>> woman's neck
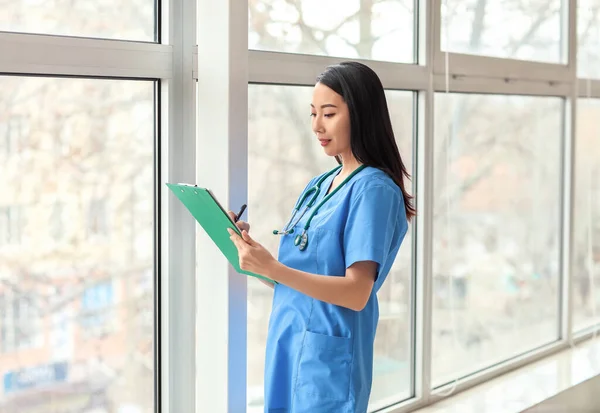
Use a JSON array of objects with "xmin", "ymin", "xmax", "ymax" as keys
[{"xmin": 339, "ymin": 154, "xmax": 362, "ymax": 177}]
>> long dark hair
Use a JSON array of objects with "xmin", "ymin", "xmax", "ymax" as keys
[{"xmin": 316, "ymin": 61, "xmax": 416, "ymax": 221}]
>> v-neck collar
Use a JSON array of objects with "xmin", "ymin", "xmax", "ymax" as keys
[{"xmin": 323, "ymin": 167, "xmax": 342, "ymax": 198}]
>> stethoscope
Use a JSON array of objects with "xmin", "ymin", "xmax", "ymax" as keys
[{"xmin": 273, "ymin": 164, "xmax": 367, "ymax": 251}]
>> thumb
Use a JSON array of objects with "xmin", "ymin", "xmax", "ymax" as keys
[{"xmin": 241, "ymin": 230, "xmax": 255, "ymax": 245}]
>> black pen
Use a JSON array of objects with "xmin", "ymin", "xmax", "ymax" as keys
[{"xmin": 234, "ymin": 204, "xmax": 247, "ymax": 223}]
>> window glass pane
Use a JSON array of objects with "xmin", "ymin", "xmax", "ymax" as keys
[
  {"xmin": 577, "ymin": 0, "xmax": 600, "ymax": 78},
  {"xmin": 441, "ymin": 0, "xmax": 563, "ymax": 63},
  {"xmin": 573, "ymin": 98, "xmax": 600, "ymax": 332},
  {"xmin": 432, "ymin": 93, "xmax": 562, "ymax": 386},
  {"xmin": 249, "ymin": 0, "xmax": 415, "ymax": 63},
  {"xmin": 1, "ymin": 0, "xmax": 155, "ymax": 41},
  {"xmin": 0, "ymin": 76, "xmax": 155, "ymax": 413},
  {"xmin": 247, "ymin": 84, "xmax": 414, "ymax": 411}
]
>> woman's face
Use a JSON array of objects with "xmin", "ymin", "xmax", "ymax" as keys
[{"xmin": 311, "ymin": 82, "xmax": 352, "ymax": 159}]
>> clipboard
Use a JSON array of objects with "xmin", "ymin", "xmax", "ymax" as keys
[{"xmin": 166, "ymin": 183, "xmax": 275, "ymax": 284}]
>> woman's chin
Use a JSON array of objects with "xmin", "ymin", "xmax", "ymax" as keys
[{"xmin": 322, "ymin": 146, "xmax": 338, "ymax": 157}]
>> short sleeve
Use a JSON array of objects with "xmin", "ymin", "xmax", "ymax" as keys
[{"xmin": 343, "ymin": 185, "xmax": 402, "ymax": 282}]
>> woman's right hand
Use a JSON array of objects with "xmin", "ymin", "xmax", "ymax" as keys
[
  {"xmin": 227, "ymin": 212, "xmax": 272, "ymax": 289},
  {"xmin": 227, "ymin": 211, "xmax": 250, "ymax": 233}
]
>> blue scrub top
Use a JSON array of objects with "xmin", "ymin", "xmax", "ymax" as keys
[{"xmin": 264, "ymin": 166, "xmax": 408, "ymax": 413}]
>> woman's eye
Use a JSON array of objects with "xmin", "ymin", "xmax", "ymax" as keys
[
  {"xmin": 310, "ymin": 113, "xmax": 316, "ymax": 117},
  {"xmin": 324, "ymin": 113, "xmax": 335, "ymax": 118}
]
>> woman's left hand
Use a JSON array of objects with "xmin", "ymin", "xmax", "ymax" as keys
[{"xmin": 227, "ymin": 228, "xmax": 278, "ymax": 277}]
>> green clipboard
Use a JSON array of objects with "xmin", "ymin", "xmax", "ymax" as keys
[{"xmin": 166, "ymin": 183, "xmax": 275, "ymax": 284}]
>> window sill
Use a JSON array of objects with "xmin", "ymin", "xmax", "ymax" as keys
[{"xmin": 413, "ymin": 336, "xmax": 600, "ymax": 413}]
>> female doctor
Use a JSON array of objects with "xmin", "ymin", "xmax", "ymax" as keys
[{"xmin": 228, "ymin": 61, "xmax": 416, "ymax": 413}]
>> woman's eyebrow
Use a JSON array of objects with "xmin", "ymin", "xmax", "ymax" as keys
[{"xmin": 310, "ymin": 103, "xmax": 338, "ymax": 108}]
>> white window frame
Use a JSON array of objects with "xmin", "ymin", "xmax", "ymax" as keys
[{"xmin": 195, "ymin": 1, "xmax": 248, "ymax": 411}]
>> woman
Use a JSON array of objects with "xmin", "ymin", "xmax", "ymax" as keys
[{"xmin": 228, "ymin": 61, "xmax": 415, "ymax": 413}]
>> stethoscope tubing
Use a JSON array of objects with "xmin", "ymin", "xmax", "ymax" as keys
[{"xmin": 273, "ymin": 165, "xmax": 367, "ymax": 250}]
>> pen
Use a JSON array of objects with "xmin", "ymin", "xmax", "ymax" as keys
[{"xmin": 234, "ymin": 204, "xmax": 247, "ymax": 223}]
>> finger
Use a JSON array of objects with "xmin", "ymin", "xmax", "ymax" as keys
[
  {"xmin": 227, "ymin": 228, "xmax": 243, "ymax": 247},
  {"xmin": 227, "ymin": 211, "xmax": 237, "ymax": 222},
  {"xmin": 241, "ymin": 230, "xmax": 255, "ymax": 245}
]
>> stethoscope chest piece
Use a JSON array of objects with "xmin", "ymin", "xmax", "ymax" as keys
[{"xmin": 294, "ymin": 232, "xmax": 309, "ymax": 251}]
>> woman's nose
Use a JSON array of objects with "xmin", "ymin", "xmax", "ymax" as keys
[{"xmin": 312, "ymin": 116, "xmax": 324, "ymax": 133}]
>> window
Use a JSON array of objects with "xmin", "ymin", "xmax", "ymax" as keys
[
  {"xmin": 249, "ymin": 0, "xmax": 415, "ymax": 63},
  {"xmin": 0, "ymin": 0, "xmax": 156, "ymax": 41},
  {"xmin": 0, "ymin": 293, "xmax": 42, "ymax": 353},
  {"xmin": 573, "ymin": 98, "xmax": 600, "ymax": 332},
  {"xmin": 441, "ymin": 0, "xmax": 564, "ymax": 63},
  {"xmin": 247, "ymin": 84, "xmax": 414, "ymax": 410},
  {"xmin": 0, "ymin": 206, "xmax": 22, "ymax": 245},
  {"xmin": 50, "ymin": 202, "xmax": 64, "ymax": 241},
  {"xmin": 5, "ymin": 0, "xmax": 598, "ymax": 410},
  {"xmin": 80, "ymin": 280, "xmax": 115, "ymax": 337},
  {"xmin": 0, "ymin": 115, "xmax": 29, "ymax": 156},
  {"xmin": 0, "ymin": 76, "xmax": 155, "ymax": 412},
  {"xmin": 432, "ymin": 93, "xmax": 563, "ymax": 386},
  {"xmin": 87, "ymin": 199, "xmax": 108, "ymax": 238},
  {"xmin": 577, "ymin": 0, "xmax": 600, "ymax": 78}
]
